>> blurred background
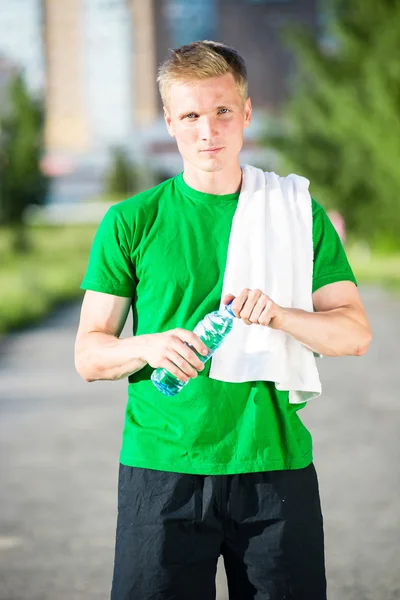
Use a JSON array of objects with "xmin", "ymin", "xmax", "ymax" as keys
[{"xmin": 0, "ymin": 1, "xmax": 399, "ymax": 599}]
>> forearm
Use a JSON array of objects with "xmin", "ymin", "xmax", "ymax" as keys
[
  {"xmin": 279, "ymin": 306, "xmax": 372, "ymax": 357},
  {"xmin": 75, "ymin": 332, "xmax": 150, "ymax": 382}
]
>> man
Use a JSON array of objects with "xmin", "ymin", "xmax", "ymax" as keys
[{"xmin": 75, "ymin": 41, "xmax": 372, "ymax": 600}]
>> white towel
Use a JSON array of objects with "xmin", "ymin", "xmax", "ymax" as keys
[{"xmin": 209, "ymin": 165, "xmax": 322, "ymax": 404}]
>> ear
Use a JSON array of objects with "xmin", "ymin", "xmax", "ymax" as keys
[
  {"xmin": 163, "ymin": 107, "xmax": 175, "ymax": 138},
  {"xmin": 243, "ymin": 97, "xmax": 252, "ymax": 129}
]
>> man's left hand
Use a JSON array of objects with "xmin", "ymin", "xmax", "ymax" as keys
[{"xmin": 223, "ymin": 289, "xmax": 285, "ymax": 329}]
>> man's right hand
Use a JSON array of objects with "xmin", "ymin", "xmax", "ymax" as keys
[
  {"xmin": 75, "ymin": 291, "xmax": 211, "ymax": 383},
  {"xmin": 141, "ymin": 329, "xmax": 210, "ymax": 382}
]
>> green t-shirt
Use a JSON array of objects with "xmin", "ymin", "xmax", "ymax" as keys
[{"xmin": 81, "ymin": 172, "xmax": 357, "ymax": 475}]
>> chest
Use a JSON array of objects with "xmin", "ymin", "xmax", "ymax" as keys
[{"xmin": 134, "ymin": 205, "xmax": 236, "ymax": 294}]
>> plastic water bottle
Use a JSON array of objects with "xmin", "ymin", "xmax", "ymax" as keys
[{"xmin": 151, "ymin": 302, "xmax": 235, "ymax": 396}]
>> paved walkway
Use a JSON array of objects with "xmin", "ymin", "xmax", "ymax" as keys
[{"xmin": 0, "ymin": 286, "xmax": 399, "ymax": 600}]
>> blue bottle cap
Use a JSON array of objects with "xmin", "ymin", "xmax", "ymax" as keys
[{"xmin": 225, "ymin": 301, "xmax": 235, "ymax": 317}]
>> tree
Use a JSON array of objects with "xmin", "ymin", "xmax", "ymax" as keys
[
  {"xmin": 0, "ymin": 73, "xmax": 48, "ymax": 249},
  {"xmin": 106, "ymin": 147, "xmax": 142, "ymax": 198},
  {"xmin": 264, "ymin": 0, "xmax": 400, "ymax": 248},
  {"xmin": 105, "ymin": 147, "xmax": 166, "ymax": 200}
]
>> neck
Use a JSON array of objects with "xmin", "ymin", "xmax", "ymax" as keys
[{"xmin": 182, "ymin": 163, "xmax": 242, "ymax": 195}]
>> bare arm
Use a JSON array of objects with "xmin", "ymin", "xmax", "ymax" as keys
[
  {"xmin": 74, "ymin": 290, "xmax": 210, "ymax": 383},
  {"xmin": 279, "ymin": 281, "xmax": 372, "ymax": 357},
  {"xmin": 223, "ymin": 281, "xmax": 372, "ymax": 358},
  {"xmin": 74, "ymin": 291, "xmax": 143, "ymax": 382}
]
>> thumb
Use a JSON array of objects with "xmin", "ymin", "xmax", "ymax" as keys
[{"xmin": 222, "ymin": 293, "xmax": 236, "ymax": 306}]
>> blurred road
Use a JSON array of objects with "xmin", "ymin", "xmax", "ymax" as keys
[{"xmin": 0, "ymin": 286, "xmax": 399, "ymax": 600}]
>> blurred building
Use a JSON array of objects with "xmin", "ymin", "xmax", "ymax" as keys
[
  {"xmin": 219, "ymin": 0, "xmax": 318, "ymax": 109},
  {"xmin": 43, "ymin": 0, "xmax": 319, "ymax": 145},
  {"xmin": 44, "ymin": 0, "xmax": 90, "ymax": 155},
  {"xmin": 0, "ymin": 0, "xmax": 321, "ymax": 199},
  {"xmin": 0, "ymin": 0, "xmax": 45, "ymax": 97},
  {"xmin": 44, "ymin": 0, "xmax": 134, "ymax": 154},
  {"xmin": 154, "ymin": 0, "xmax": 318, "ymax": 111}
]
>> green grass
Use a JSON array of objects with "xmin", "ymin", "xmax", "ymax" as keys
[
  {"xmin": 0, "ymin": 224, "xmax": 97, "ymax": 334},
  {"xmin": 346, "ymin": 242, "xmax": 400, "ymax": 295}
]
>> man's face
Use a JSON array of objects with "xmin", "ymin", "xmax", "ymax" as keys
[{"xmin": 164, "ymin": 73, "xmax": 252, "ymax": 174}]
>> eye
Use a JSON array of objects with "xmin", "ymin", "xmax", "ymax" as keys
[
  {"xmin": 184, "ymin": 113, "xmax": 198, "ymax": 120},
  {"xmin": 218, "ymin": 108, "xmax": 230, "ymax": 115}
]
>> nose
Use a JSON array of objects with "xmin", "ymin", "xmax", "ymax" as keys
[{"xmin": 198, "ymin": 116, "xmax": 218, "ymax": 141}]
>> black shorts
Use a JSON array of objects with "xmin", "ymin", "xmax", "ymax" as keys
[{"xmin": 111, "ymin": 463, "xmax": 326, "ymax": 600}]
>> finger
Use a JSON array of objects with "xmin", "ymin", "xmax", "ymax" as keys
[
  {"xmin": 248, "ymin": 294, "xmax": 269, "ymax": 323},
  {"xmin": 230, "ymin": 288, "xmax": 250, "ymax": 317},
  {"xmin": 179, "ymin": 341, "xmax": 206, "ymax": 372},
  {"xmin": 167, "ymin": 351, "xmax": 199, "ymax": 379},
  {"xmin": 222, "ymin": 293, "xmax": 235, "ymax": 306},
  {"xmin": 240, "ymin": 289, "xmax": 264, "ymax": 322},
  {"xmin": 174, "ymin": 329, "xmax": 209, "ymax": 357},
  {"xmin": 162, "ymin": 358, "xmax": 190, "ymax": 382},
  {"xmin": 258, "ymin": 300, "xmax": 274, "ymax": 326}
]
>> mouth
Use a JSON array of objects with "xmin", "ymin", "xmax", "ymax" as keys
[{"xmin": 200, "ymin": 147, "xmax": 224, "ymax": 154}]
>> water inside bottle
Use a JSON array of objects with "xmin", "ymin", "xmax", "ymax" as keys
[
  {"xmin": 193, "ymin": 310, "xmax": 234, "ymax": 353},
  {"xmin": 151, "ymin": 368, "xmax": 187, "ymax": 396},
  {"xmin": 151, "ymin": 305, "xmax": 234, "ymax": 396}
]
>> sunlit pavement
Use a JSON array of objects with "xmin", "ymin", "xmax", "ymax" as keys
[{"xmin": 0, "ymin": 286, "xmax": 399, "ymax": 600}]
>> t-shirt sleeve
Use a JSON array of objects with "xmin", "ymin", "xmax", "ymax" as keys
[
  {"xmin": 80, "ymin": 206, "xmax": 136, "ymax": 298},
  {"xmin": 312, "ymin": 199, "xmax": 357, "ymax": 293}
]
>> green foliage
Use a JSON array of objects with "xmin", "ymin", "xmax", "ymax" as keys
[
  {"xmin": 105, "ymin": 147, "xmax": 170, "ymax": 201},
  {"xmin": 264, "ymin": 0, "xmax": 400, "ymax": 247},
  {"xmin": 346, "ymin": 243, "xmax": 400, "ymax": 295},
  {"xmin": 0, "ymin": 224, "xmax": 97, "ymax": 334},
  {"xmin": 0, "ymin": 74, "xmax": 48, "ymax": 228},
  {"xmin": 106, "ymin": 147, "xmax": 143, "ymax": 198}
]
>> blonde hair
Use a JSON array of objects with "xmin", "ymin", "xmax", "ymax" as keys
[{"xmin": 157, "ymin": 40, "xmax": 248, "ymax": 107}]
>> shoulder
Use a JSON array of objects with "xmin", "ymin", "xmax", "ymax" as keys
[
  {"xmin": 106, "ymin": 176, "xmax": 176, "ymax": 224},
  {"xmin": 262, "ymin": 169, "xmax": 312, "ymax": 202},
  {"xmin": 311, "ymin": 197, "xmax": 324, "ymax": 217},
  {"xmin": 94, "ymin": 177, "xmax": 176, "ymax": 247},
  {"xmin": 259, "ymin": 166, "xmax": 329, "ymax": 222}
]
